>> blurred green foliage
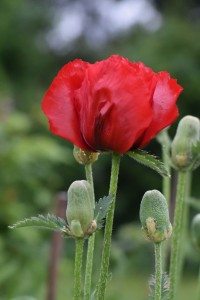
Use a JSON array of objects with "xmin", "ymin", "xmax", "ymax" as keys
[{"xmin": 0, "ymin": 0, "xmax": 200, "ymax": 299}]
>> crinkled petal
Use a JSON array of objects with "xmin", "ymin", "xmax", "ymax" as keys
[
  {"xmin": 41, "ymin": 59, "xmax": 91, "ymax": 150},
  {"xmin": 139, "ymin": 71, "xmax": 183, "ymax": 148}
]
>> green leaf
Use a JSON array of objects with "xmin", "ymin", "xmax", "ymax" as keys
[
  {"xmin": 94, "ymin": 196, "xmax": 112, "ymax": 228},
  {"xmin": 148, "ymin": 273, "xmax": 169, "ymax": 300},
  {"xmin": 128, "ymin": 150, "xmax": 170, "ymax": 178},
  {"xmin": 9, "ymin": 214, "xmax": 67, "ymax": 232}
]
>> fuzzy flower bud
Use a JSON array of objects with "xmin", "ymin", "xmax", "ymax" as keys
[
  {"xmin": 191, "ymin": 214, "xmax": 200, "ymax": 251},
  {"xmin": 73, "ymin": 146, "xmax": 99, "ymax": 165},
  {"xmin": 140, "ymin": 190, "xmax": 172, "ymax": 243},
  {"xmin": 171, "ymin": 116, "xmax": 200, "ymax": 170},
  {"xmin": 66, "ymin": 180, "xmax": 95, "ymax": 238}
]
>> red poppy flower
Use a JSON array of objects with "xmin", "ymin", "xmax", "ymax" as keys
[{"xmin": 42, "ymin": 55, "xmax": 183, "ymax": 154}]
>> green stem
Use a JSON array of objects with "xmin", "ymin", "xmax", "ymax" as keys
[
  {"xmin": 97, "ymin": 153, "xmax": 121, "ymax": 300},
  {"xmin": 169, "ymin": 171, "xmax": 187, "ymax": 300},
  {"xmin": 178, "ymin": 172, "xmax": 192, "ymax": 279},
  {"xmin": 154, "ymin": 243, "xmax": 162, "ymax": 300},
  {"xmin": 85, "ymin": 164, "xmax": 95, "ymax": 204},
  {"xmin": 161, "ymin": 141, "xmax": 171, "ymax": 271},
  {"xmin": 157, "ymin": 129, "xmax": 171, "ymax": 203},
  {"xmin": 197, "ymin": 265, "xmax": 200, "ymax": 300},
  {"xmin": 84, "ymin": 234, "xmax": 95, "ymax": 299},
  {"xmin": 74, "ymin": 238, "xmax": 84, "ymax": 300},
  {"xmin": 162, "ymin": 144, "xmax": 171, "ymax": 202},
  {"xmin": 84, "ymin": 163, "xmax": 95, "ymax": 300}
]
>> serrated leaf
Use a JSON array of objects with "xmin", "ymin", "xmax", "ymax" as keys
[
  {"xmin": 127, "ymin": 150, "xmax": 170, "ymax": 178},
  {"xmin": 94, "ymin": 196, "xmax": 112, "ymax": 228},
  {"xmin": 149, "ymin": 273, "xmax": 169, "ymax": 300},
  {"xmin": 9, "ymin": 214, "xmax": 67, "ymax": 232}
]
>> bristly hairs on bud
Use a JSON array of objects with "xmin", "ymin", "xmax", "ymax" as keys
[
  {"xmin": 140, "ymin": 190, "xmax": 172, "ymax": 243},
  {"xmin": 171, "ymin": 115, "xmax": 200, "ymax": 171}
]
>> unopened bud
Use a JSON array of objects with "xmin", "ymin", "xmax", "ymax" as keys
[
  {"xmin": 66, "ymin": 180, "xmax": 94, "ymax": 237},
  {"xmin": 171, "ymin": 116, "xmax": 200, "ymax": 170},
  {"xmin": 140, "ymin": 190, "xmax": 172, "ymax": 243},
  {"xmin": 191, "ymin": 214, "xmax": 200, "ymax": 251},
  {"xmin": 73, "ymin": 146, "xmax": 99, "ymax": 165}
]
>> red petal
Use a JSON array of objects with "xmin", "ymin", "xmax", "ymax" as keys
[
  {"xmin": 77, "ymin": 55, "xmax": 155, "ymax": 153},
  {"xmin": 139, "ymin": 71, "xmax": 183, "ymax": 148},
  {"xmin": 41, "ymin": 59, "xmax": 91, "ymax": 150}
]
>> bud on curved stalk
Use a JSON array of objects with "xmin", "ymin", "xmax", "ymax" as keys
[
  {"xmin": 171, "ymin": 116, "xmax": 200, "ymax": 170},
  {"xmin": 66, "ymin": 180, "xmax": 96, "ymax": 238},
  {"xmin": 73, "ymin": 146, "xmax": 99, "ymax": 165},
  {"xmin": 140, "ymin": 190, "xmax": 172, "ymax": 243},
  {"xmin": 140, "ymin": 190, "xmax": 171, "ymax": 300},
  {"xmin": 191, "ymin": 214, "xmax": 200, "ymax": 251}
]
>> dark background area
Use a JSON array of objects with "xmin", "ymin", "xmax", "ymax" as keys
[{"xmin": 0, "ymin": 0, "xmax": 200, "ymax": 299}]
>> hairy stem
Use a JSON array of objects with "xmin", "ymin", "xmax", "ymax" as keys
[
  {"xmin": 161, "ymin": 140, "xmax": 171, "ymax": 271},
  {"xmin": 97, "ymin": 153, "xmax": 121, "ymax": 300},
  {"xmin": 154, "ymin": 243, "xmax": 162, "ymax": 300},
  {"xmin": 85, "ymin": 164, "xmax": 95, "ymax": 204},
  {"xmin": 157, "ymin": 129, "xmax": 171, "ymax": 203},
  {"xmin": 84, "ymin": 163, "xmax": 95, "ymax": 300},
  {"xmin": 169, "ymin": 171, "xmax": 187, "ymax": 300},
  {"xmin": 162, "ymin": 143, "xmax": 171, "ymax": 202},
  {"xmin": 178, "ymin": 172, "xmax": 192, "ymax": 280},
  {"xmin": 84, "ymin": 234, "xmax": 95, "ymax": 300},
  {"xmin": 73, "ymin": 238, "xmax": 84, "ymax": 300}
]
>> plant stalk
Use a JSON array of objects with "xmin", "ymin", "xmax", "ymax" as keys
[
  {"xmin": 85, "ymin": 163, "xmax": 95, "ymax": 204},
  {"xmin": 169, "ymin": 171, "xmax": 187, "ymax": 300},
  {"xmin": 161, "ymin": 137, "xmax": 171, "ymax": 271},
  {"xmin": 84, "ymin": 234, "xmax": 95, "ymax": 300},
  {"xmin": 162, "ymin": 143, "xmax": 171, "ymax": 202},
  {"xmin": 97, "ymin": 153, "xmax": 121, "ymax": 300},
  {"xmin": 73, "ymin": 238, "xmax": 84, "ymax": 300},
  {"xmin": 84, "ymin": 163, "xmax": 95, "ymax": 300},
  {"xmin": 178, "ymin": 172, "xmax": 192, "ymax": 280},
  {"xmin": 154, "ymin": 243, "xmax": 162, "ymax": 300},
  {"xmin": 157, "ymin": 129, "xmax": 171, "ymax": 203}
]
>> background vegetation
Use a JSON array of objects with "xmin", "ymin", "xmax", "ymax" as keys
[{"xmin": 0, "ymin": 0, "xmax": 200, "ymax": 299}]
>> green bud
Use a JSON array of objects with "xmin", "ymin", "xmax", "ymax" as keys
[
  {"xmin": 171, "ymin": 116, "xmax": 200, "ymax": 170},
  {"xmin": 73, "ymin": 146, "xmax": 99, "ymax": 165},
  {"xmin": 139, "ymin": 190, "xmax": 172, "ymax": 243},
  {"xmin": 191, "ymin": 214, "xmax": 200, "ymax": 251},
  {"xmin": 66, "ymin": 180, "xmax": 94, "ymax": 237}
]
